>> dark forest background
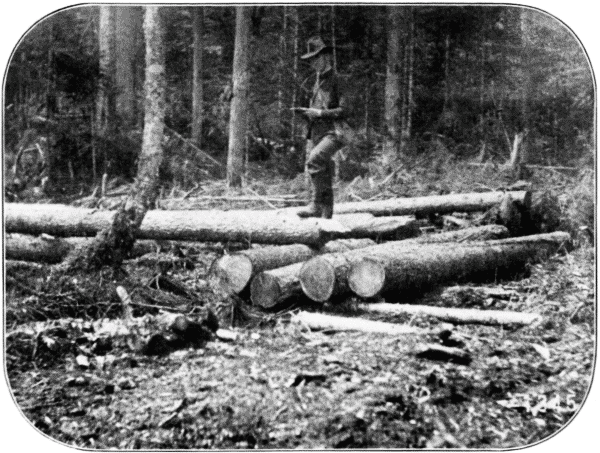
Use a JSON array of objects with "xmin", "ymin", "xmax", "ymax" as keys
[{"xmin": 3, "ymin": 4, "xmax": 594, "ymax": 198}]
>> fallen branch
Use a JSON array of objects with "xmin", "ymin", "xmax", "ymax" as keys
[
  {"xmin": 292, "ymin": 311, "xmax": 421, "ymax": 335},
  {"xmin": 358, "ymin": 303, "xmax": 541, "ymax": 326}
]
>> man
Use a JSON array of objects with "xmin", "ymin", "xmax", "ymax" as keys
[{"xmin": 293, "ymin": 36, "xmax": 349, "ymax": 219}]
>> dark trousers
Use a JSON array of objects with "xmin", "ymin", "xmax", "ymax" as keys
[{"xmin": 305, "ymin": 134, "xmax": 344, "ymax": 204}]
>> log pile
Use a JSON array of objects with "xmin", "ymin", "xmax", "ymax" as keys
[{"xmin": 5, "ymin": 189, "xmax": 566, "ymax": 338}]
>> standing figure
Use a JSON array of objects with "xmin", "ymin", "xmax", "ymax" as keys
[{"xmin": 293, "ymin": 37, "xmax": 350, "ymax": 219}]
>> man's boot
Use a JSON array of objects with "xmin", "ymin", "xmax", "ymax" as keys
[
  {"xmin": 297, "ymin": 177, "xmax": 322, "ymax": 218},
  {"xmin": 320, "ymin": 184, "xmax": 334, "ymax": 219}
]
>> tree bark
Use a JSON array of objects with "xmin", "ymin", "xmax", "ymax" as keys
[
  {"xmin": 191, "ymin": 7, "xmax": 205, "ymax": 147},
  {"xmin": 298, "ymin": 225, "xmax": 511, "ymax": 303},
  {"xmin": 227, "ymin": 6, "xmax": 252, "ymax": 188},
  {"xmin": 292, "ymin": 311, "xmax": 420, "ymax": 335},
  {"xmin": 285, "ymin": 190, "xmax": 531, "ymax": 218},
  {"xmin": 348, "ymin": 232, "xmax": 571, "ymax": 299},
  {"xmin": 358, "ymin": 303, "xmax": 541, "ymax": 327},
  {"xmin": 5, "ymin": 233, "xmax": 168, "ymax": 264}
]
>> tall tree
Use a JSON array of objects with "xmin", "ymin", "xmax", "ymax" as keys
[
  {"xmin": 400, "ymin": 7, "xmax": 415, "ymax": 149},
  {"xmin": 191, "ymin": 7, "xmax": 205, "ymax": 147},
  {"xmin": 115, "ymin": 6, "xmax": 143, "ymax": 127},
  {"xmin": 383, "ymin": 5, "xmax": 403, "ymax": 165},
  {"xmin": 227, "ymin": 6, "xmax": 252, "ymax": 188},
  {"xmin": 59, "ymin": 5, "xmax": 166, "ymax": 272},
  {"xmin": 95, "ymin": 6, "xmax": 116, "ymax": 178}
]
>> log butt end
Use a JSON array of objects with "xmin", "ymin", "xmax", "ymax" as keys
[
  {"xmin": 250, "ymin": 273, "xmax": 282, "ymax": 309},
  {"xmin": 299, "ymin": 257, "xmax": 336, "ymax": 302},
  {"xmin": 211, "ymin": 254, "xmax": 253, "ymax": 294},
  {"xmin": 349, "ymin": 258, "xmax": 386, "ymax": 298}
]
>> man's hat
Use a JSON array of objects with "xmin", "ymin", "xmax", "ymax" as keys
[{"xmin": 300, "ymin": 36, "xmax": 333, "ymax": 60}]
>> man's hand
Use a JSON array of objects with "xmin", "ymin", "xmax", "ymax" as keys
[{"xmin": 291, "ymin": 107, "xmax": 322, "ymax": 120}]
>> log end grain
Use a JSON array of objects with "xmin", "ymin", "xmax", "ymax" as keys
[
  {"xmin": 348, "ymin": 259, "xmax": 386, "ymax": 299},
  {"xmin": 299, "ymin": 257, "xmax": 336, "ymax": 302},
  {"xmin": 211, "ymin": 254, "xmax": 253, "ymax": 294},
  {"xmin": 250, "ymin": 272, "xmax": 283, "ymax": 308}
]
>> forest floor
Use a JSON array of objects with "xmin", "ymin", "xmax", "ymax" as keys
[{"xmin": 4, "ymin": 159, "xmax": 596, "ymax": 449}]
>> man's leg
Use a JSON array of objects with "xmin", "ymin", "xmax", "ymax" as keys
[{"xmin": 298, "ymin": 135, "xmax": 343, "ymax": 219}]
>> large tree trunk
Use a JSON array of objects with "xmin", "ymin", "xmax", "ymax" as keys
[
  {"xmin": 211, "ymin": 238, "xmax": 375, "ymax": 295},
  {"xmin": 358, "ymin": 303, "xmax": 541, "ymax": 327},
  {"xmin": 348, "ymin": 232, "xmax": 571, "ymax": 299},
  {"xmin": 253, "ymin": 225, "xmax": 507, "ymax": 307},
  {"xmin": 115, "ymin": 5, "xmax": 143, "ymax": 127},
  {"xmin": 5, "ymin": 205, "xmax": 327, "ymax": 246},
  {"xmin": 191, "ymin": 7, "xmax": 205, "ymax": 147},
  {"xmin": 5, "ymin": 233, "xmax": 165, "ymax": 264},
  {"xmin": 284, "ymin": 190, "xmax": 531, "ymax": 217},
  {"xmin": 299, "ymin": 228, "xmax": 562, "ymax": 303},
  {"xmin": 56, "ymin": 6, "xmax": 166, "ymax": 272},
  {"xmin": 227, "ymin": 6, "xmax": 252, "ymax": 188},
  {"xmin": 5, "ymin": 206, "xmax": 417, "ymax": 246}
]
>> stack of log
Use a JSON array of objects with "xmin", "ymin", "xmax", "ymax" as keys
[{"xmin": 5, "ymin": 190, "xmax": 569, "ymax": 330}]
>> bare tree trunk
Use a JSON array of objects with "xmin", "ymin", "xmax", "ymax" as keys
[
  {"xmin": 58, "ymin": 6, "xmax": 166, "ymax": 272},
  {"xmin": 227, "ymin": 6, "xmax": 252, "ymax": 188},
  {"xmin": 277, "ymin": 7, "xmax": 288, "ymax": 119},
  {"xmin": 96, "ymin": 6, "xmax": 116, "ymax": 146},
  {"xmin": 400, "ymin": 7, "xmax": 414, "ymax": 150},
  {"xmin": 519, "ymin": 8, "xmax": 532, "ymax": 167},
  {"xmin": 383, "ymin": 6, "xmax": 403, "ymax": 165},
  {"xmin": 290, "ymin": 7, "xmax": 300, "ymax": 142},
  {"xmin": 115, "ymin": 6, "xmax": 143, "ymax": 127},
  {"xmin": 191, "ymin": 7, "xmax": 205, "ymax": 147}
]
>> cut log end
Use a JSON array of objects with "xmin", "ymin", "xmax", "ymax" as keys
[
  {"xmin": 211, "ymin": 255, "xmax": 253, "ymax": 294},
  {"xmin": 349, "ymin": 259, "xmax": 386, "ymax": 299},
  {"xmin": 299, "ymin": 257, "xmax": 336, "ymax": 302},
  {"xmin": 250, "ymin": 273, "xmax": 282, "ymax": 308}
]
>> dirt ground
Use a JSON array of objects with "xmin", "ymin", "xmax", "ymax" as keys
[
  {"xmin": 4, "ymin": 239, "xmax": 595, "ymax": 449},
  {"xmin": 3, "ymin": 164, "xmax": 596, "ymax": 449}
]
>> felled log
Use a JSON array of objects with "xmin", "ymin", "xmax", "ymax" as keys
[
  {"xmin": 285, "ymin": 190, "xmax": 532, "ymax": 217},
  {"xmin": 298, "ymin": 225, "xmax": 511, "ymax": 303},
  {"xmin": 213, "ymin": 238, "xmax": 375, "ymax": 295},
  {"xmin": 333, "ymin": 215, "xmax": 419, "ymax": 240},
  {"xmin": 5, "ymin": 204, "xmax": 416, "ymax": 246},
  {"xmin": 5, "ymin": 260, "xmax": 45, "ymax": 273},
  {"xmin": 250, "ymin": 261, "xmax": 305, "ymax": 309},
  {"xmin": 292, "ymin": 311, "xmax": 420, "ymax": 335},
  {"xmin": 5, "ymin": 233, "xmax": 166, "ymax": 263},
  {"xmin": 357, "ymin": 303, "xmax": 541, "ymax": 327},
  {"xmin": 348, "ymin": 232, "xmax": 571, "ymax": 299},
  {"xmin": 5, "ymin": 203, "xmax": 332, "ymax": 246}
]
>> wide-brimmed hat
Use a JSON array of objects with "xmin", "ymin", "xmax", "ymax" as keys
[{"xmin": 300, "ymin": 36, "xmax": 333, "ymax": 60}]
